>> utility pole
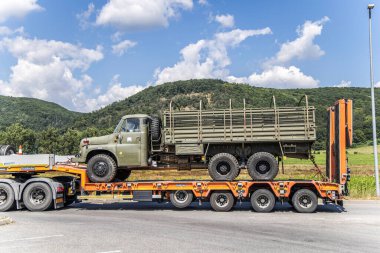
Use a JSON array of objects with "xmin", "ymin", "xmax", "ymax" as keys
[{"xmin": 368, "ymin": 4, "xmax": 380, "ymax": 197}]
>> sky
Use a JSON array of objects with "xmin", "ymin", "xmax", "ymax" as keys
[{"xmin": 0, "ymin": 0, "xmax": 379, "ymax": 112}]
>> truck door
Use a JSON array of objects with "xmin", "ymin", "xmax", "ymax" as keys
[{"xmin": 117, "ymin": 118, "xmax": 141, "ymax": 166}]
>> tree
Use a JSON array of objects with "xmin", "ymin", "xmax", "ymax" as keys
[{"xmin": 0, "ymin": 123, "xmax": 37, "ymax": 153}]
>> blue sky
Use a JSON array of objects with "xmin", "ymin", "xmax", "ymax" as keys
[{"xmin": 0, "ymin": 0, "xmax": 379, "ymax": 112}]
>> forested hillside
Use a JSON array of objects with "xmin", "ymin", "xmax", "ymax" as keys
[{"xmin": 0, "ymin": 79, "xmax": 379, "ymax": 154}]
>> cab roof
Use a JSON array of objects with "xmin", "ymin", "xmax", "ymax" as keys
[{"xmin": 121, "ymin": 114, "xmax": 151, "ymax": 120}]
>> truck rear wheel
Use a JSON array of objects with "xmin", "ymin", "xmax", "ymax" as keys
[
  {"xmin": 170, "ymin": 190, "xmax": 193, "ymax": 209},
  {"xmin": 210, "ymin": 191, "xmax": 235, "ymax": 212},
  {"xmin": 250, "ymin": 189, "xmax": 276, "ymax": 212},
  {"xmin": 292, "ymin": 189, "xmax": 318, "ymax": 213},
  {"xmin": 0, "ymin": 183, "xmax": 15, "ymax": 212},
  {"xmin": 208, "ymin": 153, "xmax": 240, "ymax": 181},
  {"xmin": 87, "ymin": 154, "xmax": 117, "ymax": 183},
  {"xmin": 115, "ymin": 169, "xmax": 131, "ymax": 181},
  {"xmin": 23, "ymin": 182, "xmax": 53, "ymax": 212},
  {"xmin": 247, "ymin": 152, "xmax": 279, "ymax": 180}
]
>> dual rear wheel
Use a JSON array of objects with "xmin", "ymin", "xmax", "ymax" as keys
[{"xmin": 208, "ymin": 152, "xmax": 279, "ymax": 181}]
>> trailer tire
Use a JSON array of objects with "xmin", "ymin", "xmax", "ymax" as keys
[
  {"xmin": 292, "ymin": 189, "xmax": 318, "ymax": 213},
  {"xmin": 247, "ymin": 152, "xmax": 279, "ymax": 180},
  {"xmin": 250, "ymin": 189, "xmax": 276, "ymax": 212},
  {"xmin": 0, "ymin": 145, "xmax": 16, "ymax": 156},
  {"xmin": 208, "ymin": 153, "xmax": 240, "ymax": 181},
  {"xmin": 23, "ymin": 182, "xmax": 53, "ymax": 212},
  {"xmin": 0, "ymin": 183, "xmax": 15, "ymax": 212},
  {"xmin": 170, "ymin": 190, "xmax": 193, "ymax": 209},
  {"xmin": 150, "ymin": 117, "xmax": 161, "ymax": 141},
  {"xmin": 210, "ymin": 191, "xmax": 235, "ymax": 212},
  {"xmin": 115, "ymin": 169, "xmax": 132, "ymax": 181},
  {"xmin": 87, "ymin": 154, "xmax": 117, "ymax": 183}
]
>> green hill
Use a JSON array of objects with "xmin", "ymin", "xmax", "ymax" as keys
[
  {"xmin": 0, "ymin": 95, "xmax": 81, "ymax": 130},
  {"xmin": 0, "ymin": 79, "xmax": 379, "ymax": 152}
]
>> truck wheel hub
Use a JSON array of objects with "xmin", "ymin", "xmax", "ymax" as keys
[
  {"xmin": 0, "ymin": 190, "xmax": 7, "ymax": 204},
  {"xmin": 299, "ymin": 196, "xmax": 312, "ymax": 207},
  {"xmin": 30, "ymin": 188, "xmax": 46, "ymax": 204},
  {"xmin": 216, "ymin": 195, "xmax": 228, "ymax": 207},
  {"xmin": 94, "ymin": 162, "xmax": 108, "ymax": 177},
  {"xmin": 257, "ymin": 195, "xmax": 269, "ymax": 207},
  {"xmin": 256, "ymin": 161, "xmax": 270, "ymax": 174},
  {"xmin": 216, "ymin": 162, "xmax": 231, "ymax": 175}
]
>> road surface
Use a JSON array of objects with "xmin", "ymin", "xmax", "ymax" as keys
[{"xmin": 1, "ymin": 200, "xmax": 379, "ymax": 253}]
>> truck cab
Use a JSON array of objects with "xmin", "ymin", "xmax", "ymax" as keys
[{"xmin": 73, "ymin": 114, "xmax": 151, "ymax": 182}]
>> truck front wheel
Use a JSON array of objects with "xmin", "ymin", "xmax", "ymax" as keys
[
  {"xmin": 247, "ymin": 152, "xmax": 279, "ymax": 180},
  {"xmin": 208, "ymin": 153, "xmax": 240, "ymax": 181},
  {"xmin": 87, "ymin": 154, "xmax": 117, "ymax": 183}
]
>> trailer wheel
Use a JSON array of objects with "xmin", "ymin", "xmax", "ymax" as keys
[
  {"xmin": 208, "ymin": 153, "xmax": 240, "ymax": 181},
  {"xmin": 170, "ymin": 190, "xmax": 194, "ymax": 209},
  {"xmin": 250, "ymin": 189, "xmax": 276, "ymax": 212},
  {"xmin": 0, "ymin": 145, "xmax": 16, "ymax": 156},
  {"xmin": 23, "ymin": 182, "xmax": 53, "ymax": 212},
  {"xmin": 210, "ymin": 191, "xmax": 235, "ymax": 212},
  {"xmin": 0, "ymin": 183, "xmax": 15, "ymax": 212},
  {"xmin": 115, "ymin": 169, "xmax": 131, "ymax": 181},
  {"xmin": 292, "ymin": 189, "xmax": 318, "ymax": 213},
  {"xmin": 87, "ymin": 154, "xmax": 117, "ymax": 183},
  {"xmin": 247, "ymin": 152, "xmax": 279, "ymax": 180}
]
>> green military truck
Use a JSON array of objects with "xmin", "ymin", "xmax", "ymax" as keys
[{"xmin": 73, "ymin": 96, "xmax": 316, "ymax": 183}]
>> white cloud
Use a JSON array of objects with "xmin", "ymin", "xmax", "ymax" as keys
[
  {"xmin": 214, "ymin": 14, "xmax": 234, "ymax": 28},
  {"xmin": 334, "ymin": 80, "xmax": 351, "ymax": 88},
  {"xmin": 85, "ymin": 75, "xmax": 145, "ymax": 110},
  {"xmin": 227, "ymin": 66, "xmax": 319, "ymax": 88},
  {"xmin": 0, "ymin": 0, "xmax": 43, "ymax": 23},
  {"xmin": 266, "ymin": 16, "xmax": 329, "ymax": 66},
  {"xmin": 0, "ymin": 26, "xmax": 24, "ymax": 36},
  {"xmin": 77, "ymin": 3, "xmax": 95, "ymax": 29},
  {"xmin": 155, "ymin": 27, "xmax": 271, "ymax": 84},
  {"xmin": 0, "ymin": 36, "xmax": 103, "ymax": 111},
  {"xmin": 375, "ymin": 81, "xmax": 380, "ymax": 88},
  {"xmin": 198, "ymin": 0, "xmax": 208, "ymax": 5},
  {"xmin": 112, "ymin": 40, "xmax": 137, "ymax": 56},
  {"xmin": 96, "ymin": 0, "xmax": 193, "ymax": 31}
]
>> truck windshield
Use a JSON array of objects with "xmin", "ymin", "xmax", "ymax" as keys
[{"xmin": 114, "ymin": 119, "xmax": 125, "ymax": 133}]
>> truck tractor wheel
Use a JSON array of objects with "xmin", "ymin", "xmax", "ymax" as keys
[
  {"xmin": 87, "ymin": 154, "xmax": 117, "ymax": 183},
  {"xmin": 0, "ymin": 183, "xmax": 15, "ymax": 212},
  {"xmin": 0, "ymin": 145, "xmax": 16, "ymax": 156},
  {"xmin": 208, "ymin": 153, "xmax": 240, "ymax": 181},
  {"xmin": 150, "ymin": 117, "xmax": 161, "ymax": 141},
  {"xmin": 247, "ymin": 152, "xmax": 279, "ymax": 180},
  {"xmin": 23, "ymin": 182, "xmax": 53, "ymax": 212},
  {"xmin": 250, "ymin": 189, "xmax": 276, "ymax": 213},
  {"xmin": 210, "ymin": 191, "xmax": 235, "ymax": 212},
  {"xmin": 292, "ymin": 189, "xmax": 318, "ymax": 213},
  {"xmin": 170, "ymin": 190, "xmax": 194, "ymax": 209},
  {"xmin": 115, "ymin": 169, "xmax": 132, "ymax": 181}
]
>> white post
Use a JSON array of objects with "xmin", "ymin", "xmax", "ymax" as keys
[{"xmin": 368, "ymin": 4, "xmax": 380, "ymax": 197}]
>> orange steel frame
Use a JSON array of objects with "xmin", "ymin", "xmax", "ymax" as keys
[{"xmin": 1, "ymin": 99, "xmax": 353, "ymax": 203}]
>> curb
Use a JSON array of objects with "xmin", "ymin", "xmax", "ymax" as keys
[{"xmin": 0, "ymin": 216, "xmax": 13, "ymax": 226}]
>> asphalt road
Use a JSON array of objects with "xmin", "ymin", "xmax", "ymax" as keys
[{"xmin": 0, "ymin": 200, "xmax": 379, "ymax": 253}]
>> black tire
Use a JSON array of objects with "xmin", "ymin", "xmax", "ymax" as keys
[
  {"xmin": 292, "ymin": 189, "xmax": 318, "ymax": 213},
  {"xmin": 0, "ymin": 145, "xmax": 16, "ymax": 156},
  {"xmin": 115, "ymin": 169, "xmax": 132, "ymax": 181},
  {"xmin": 0, "ymin": 183, "xmax": 15, "ymax": 212},
  {"xmin": 23, "ymin": 182, "xmax": 53, "ymax": 211},
  {"xmin": 247, "ymin": 152, "xmax": 279, "ymax": 180},
  {"xmin": 208, "ymin": 153, "xmax": 240, "ymax": 181},
  {"xmin": 87, "ymin": 154, "xmax": 117, "ymax": 183},
  {"xmin": 210, "ymin": 191, "xmax": 235, "ymax": 212},
  {"xmin": 170, "ymin": 190, "xmax": 194, "ymax": 209},
  {"xmin": 250, "ymin": 189, "xmax": 276, "ymax": 212},
  {"xmin": 150, "ymin": 117, "xmax": 161, "ymax": 141}
]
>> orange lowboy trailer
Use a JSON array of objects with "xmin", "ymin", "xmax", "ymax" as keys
[{"xmin": 0, "ymin": 99, "xmax": 352, "ymax": 213}]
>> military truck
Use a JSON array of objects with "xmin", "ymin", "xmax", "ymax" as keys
[{"xmin": 73, "ymin": 96, "xmax": 316, "ymax": 183}]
